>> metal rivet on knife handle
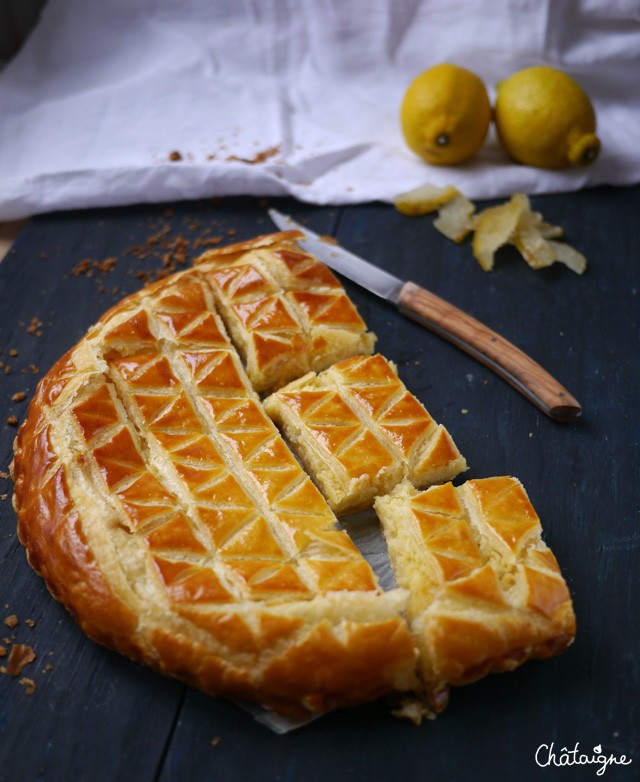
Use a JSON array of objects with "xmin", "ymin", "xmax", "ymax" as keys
[{"xmin": 398, "ymin": 282, "xmax": 582, "ymax": 422}]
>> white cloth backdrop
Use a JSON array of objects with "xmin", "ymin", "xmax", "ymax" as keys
[{"xmin": 1, "ymin": 0, "xmax": 639, "ymax": 220}]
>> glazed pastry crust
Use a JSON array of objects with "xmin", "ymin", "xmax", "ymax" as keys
[
  {"xmin": 374, "ymin": 477, "xmax": 576, "ymax": 711},
  {"xmin": 11, "ymin": 235, "xmax": 418, "ymax": 719},
  {"xmin": 11, "ymin": 230, "xmax": 576, "ymax": 721},
  {"xmin": 264, "ymin": 354, "xmax": 467, "ymax": 515},
  {"xmin": 195, "ymin": 231, "xmax": 376, "ymax": 393}
]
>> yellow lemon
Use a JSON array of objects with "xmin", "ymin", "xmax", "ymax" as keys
[
  {"xmin": 400, "ymin": 63, "xmax": 491, "ymax": 166},
  {"xmin": 494, "ymin": 65, "xmax": 600, "ymax": 169}
]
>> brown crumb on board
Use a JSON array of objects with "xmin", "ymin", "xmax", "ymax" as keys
[
  {"xmin": 72, "ymin": 259, "xmax": 92, "ymax": 276},
  {"xmin": 7, "ymin": 644, "xmax": 36, "ymax": 676},
  {"xmin": 19, "ymin": 677, "xmax": 37, "ymax": 695},
  {"xmin": 27, "ymin": 317, "xmax": 43, "ymax": 336},
  {"xmin": 193, "ymin": 236, "xmax": 223, "ymax": 248},
  {"xmin": 11, "ymin": 392, "xmax": 27, "ymax": 403},
  {"xmin": 96, "ymin": 257, "xmax": 117, "ymax": 273},
  {"xmin": 72, "ymin": 257, "xmax": 118, "ymax": 277},
  {"xmin": 3, "ymin": 615, "xmax": 18, "ymax": 629}
]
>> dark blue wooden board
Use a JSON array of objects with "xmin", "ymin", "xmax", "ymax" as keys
[{"xmin": 0, "ymin": 189, "xmax": 637, "ymax": 782}]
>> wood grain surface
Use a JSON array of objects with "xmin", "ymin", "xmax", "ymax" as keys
[{"xmin": 0, "ymin": 189, "xmax": 638, "ymax": 782}]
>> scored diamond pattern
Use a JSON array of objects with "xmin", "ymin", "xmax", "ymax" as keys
[
  {"xmin": 374, "ymin": 477, "xmax": 576, "ymax": 708},
  {"xmin": 76, "ymin": 394, "xmax": 181, "ymax": 534},
  {"xmin": 327, "ymin": 354, "xmax": 465, "ymax": 483},
  {"xmin": 82, "ymin": 285, "xmax": 379, "ymax": 607},
  {"xmin": 15, "ymin": 244, "xmax": 422, "ymax": 718},
  {"xmin": 264, "ymin": 353, "xmax": 466, "ymax": 514},
  {"xmin": 409, "ymin": 482, "xmax": 487, "ymax": 586},
  {"xmin": 400, "ymin": 479, "xmax": 574, "ymax": 615},
  {"xmin": 107, "ymin": 349, "xmax": 292, "ymax": 600},
  {"xmin": 196, "ymin": 233, "xmax": 375, "ymax": 392},
  {"xmin": 295, "ymin": 388, "xmax": 398, "ymax": 480},
  {"xmin": 15, "ymin": 234, "xmax": 577, "ymax": 718},
  {"xmin": 181, "ymin": 347, "xmax": 376, "ymax": 595}
]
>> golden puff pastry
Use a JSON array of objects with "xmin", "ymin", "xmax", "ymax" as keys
[
  {"xmin": 194, "ymin": 231, "xmax": 376, "ymax": 393},
  {"xmin": 12, "ymin": 260, "xmax": 418, "ymax": 719},
  {"xmin": 374, "ymin": 477, "xmax": 576, "ymax": 712},
  {"xmin": 263, "ymin": 354, "xmax": 467, "ymax": 515}
]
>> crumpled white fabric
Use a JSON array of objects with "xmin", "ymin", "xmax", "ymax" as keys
[{"xmin": 1, "ymin": 0, "xmax": 639, "ymax": 221}]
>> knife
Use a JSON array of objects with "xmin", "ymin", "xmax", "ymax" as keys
[{"xmin": 268, "ymin": 208, "xmax": 581, "ymax": 423}]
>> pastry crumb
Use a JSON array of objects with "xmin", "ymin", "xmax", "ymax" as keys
[
  {"xmin": 7, "ymin": 644, "xmax": 36, "ymax": 676},
  {"xmin": 27, "ymin": 317, "xmax": 43, "ymax": 336},
  {"xmin": 3, "ymin": 615, "xmax": 18, "ymax": 628},
  {"xmin": 18, "ymin": 677, "xmax": 37, "ymax": 695},
  {"xmin": 391, "ymin": 696, "xmax": 434, "ymax": 725}
]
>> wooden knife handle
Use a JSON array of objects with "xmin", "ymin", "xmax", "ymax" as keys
[{"xmin": 398, "ymin": 281, "xmax": 581, "ymax": 422}]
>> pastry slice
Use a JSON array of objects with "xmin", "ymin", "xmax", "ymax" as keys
[
  {"xmin": 12, "ymin": 265, "xmax": 418, "ymax": 720},
  {"xmin": 264, "ymin": 354, "xmax": 467, "ymax": 515},
  {"xmin": 195, "ymin": 231, "xmax": 376, "ymax": 392},
  {"xmin": 374, "ymin": 477, "xmax": 576, "ymax": 712}
]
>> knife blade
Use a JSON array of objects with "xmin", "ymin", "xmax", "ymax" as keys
[{"xmin": 268, "ymin": 208, "xmax": 581, "ymax": 422}]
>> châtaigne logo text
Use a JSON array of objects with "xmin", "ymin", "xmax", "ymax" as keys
[{"xmin": 535, "ymin": 742, "xmax": 632, "ymax": 776}]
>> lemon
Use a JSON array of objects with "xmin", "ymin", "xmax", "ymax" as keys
[
  {"xmin": 494, "ymin": 65, "xmax": 600, "ymax": 169},
  {"xmin": 400, "ymin": 63, "xmax": 491, "ymax": 166}
]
